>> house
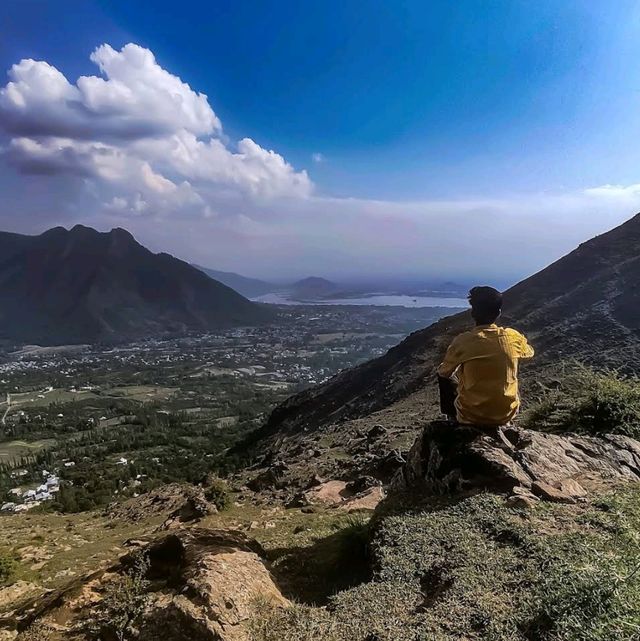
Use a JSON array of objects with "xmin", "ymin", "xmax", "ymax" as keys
[
  {"xmin": 116, "ymin": 457, "xmax": 128, "ymax": 466},
  {"xmin": 8, "ymin": 488, "xmax": 22, "ymax": 497},
  {"xmin": 23, "ymin": 490, "xmax": 36, "ymax": 501},
  {"xmin": 64, "ymin": 461, "xmax": 75, "ymax": 467},
  {"xmin": 1, "ymin": 502, "xmax": 16, "ymax": 512},
  {"xmin": 35, "ymin": 491, "xmax": 51, "ymax": 502}
]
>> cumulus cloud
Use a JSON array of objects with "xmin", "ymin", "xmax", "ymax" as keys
[
  {"xmin": 0, "ymin": 44, "xmax": 219, "ymax": 139},
  {"xmin": 0, "ymin": 43, "xmax": 312, "ymax": 209}
]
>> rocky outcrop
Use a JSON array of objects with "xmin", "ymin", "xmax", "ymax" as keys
[
  {"xmin": 390, "ymin": 421, "xmax": 640, "ymax": 501},
  {"xmin": 6, "ymin": 529, "xmax": 288, "ymax": 641},
  {"xmin": 136, "ymin": 529, "xmax": 289, "ymax": 640},
  {"xmin": 105, "ymin": 483, "xmax": 217, "ymax": 525}
]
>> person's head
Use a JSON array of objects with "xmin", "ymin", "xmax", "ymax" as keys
[{"xmin": 468, "ymin": 286, "xmax": 502, "ymax": 325}]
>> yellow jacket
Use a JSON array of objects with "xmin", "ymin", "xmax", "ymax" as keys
[{"xmin": 437, "ymin": 324, "xmax": 534, "ymax": 426}]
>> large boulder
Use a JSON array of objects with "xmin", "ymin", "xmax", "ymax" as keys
[
  {"xmin": 136, "ymin": 529, "xmax": 289, "ymax": 640},
  {"xmin": 6, "ymin": 529, "xmax": 288, "ymax": 641},
  {"xmin": 390, "ymin": 421, "xmax": 640, "ymax": 500}
]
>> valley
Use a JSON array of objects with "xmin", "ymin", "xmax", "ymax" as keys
[{"xmin": 0, "ymin": 303, "xmax": 454, "ymax": 515}]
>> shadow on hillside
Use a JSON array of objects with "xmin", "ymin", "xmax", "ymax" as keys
[{"xmin": 266, "ymin": 518, "xmax": 372, "ymax": 605}]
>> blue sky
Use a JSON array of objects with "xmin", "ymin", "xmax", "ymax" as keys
[{"xmin": 2, "ymin": 1, "xmax": 640, "ymax": 282}]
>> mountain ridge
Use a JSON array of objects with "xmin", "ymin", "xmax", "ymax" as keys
[
  {"xmin": 193, "ymin": 265, "xmax": 277, "ymax": 298},
  {"xmin": 0, "ymin": 225, "xmax": 272, "ymax": 345}
]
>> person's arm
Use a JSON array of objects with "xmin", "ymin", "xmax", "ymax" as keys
[
  {"xmin": 518, "ymin": 333, "xmax": 534, "ymax": 359},
  {"xmin": 437, "ymin": 336, "xmax": 463, "ymax": 419},
  {"xmin": 437, "ymin": 336, "xmax": 463, "ymax": 378}
]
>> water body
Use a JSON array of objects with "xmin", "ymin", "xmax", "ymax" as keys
[{"xmin": 253, "ymin": 293, "xmax": 468, "ymax": 309}]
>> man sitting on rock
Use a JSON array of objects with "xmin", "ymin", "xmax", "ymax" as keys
[{"xmin": 437, "ymin": 286, "xmax": 534, "ymax": 427}]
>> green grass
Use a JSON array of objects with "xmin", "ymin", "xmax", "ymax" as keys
[{"xmin": 250, "ymin": 488, "xmax": 640, "ymax": 641}]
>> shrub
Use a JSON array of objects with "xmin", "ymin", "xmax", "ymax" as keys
[
  {"xmin": 0, "ymin": 552, "xmax": 16, "ymax": 585},
  {"xmin": 97, "ymin": 554, "xmax": 150, "ymax": 641},
  {"xmin": 204, "ymin": 477, "xmax": 232, "ymax": 511},
  {"xmin": 522, "ymin": 365, "xmax": 640, "ymax": 437}
]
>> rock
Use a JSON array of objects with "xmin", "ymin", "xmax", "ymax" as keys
[
  {"xmin": 285, "ymin": 493, "xmax": 310, "ymax": 508},
  {"xmin": 5, "ymin": 529, "xmax": 288, "ymax": 641},
  {"xmin": 306, "ymin": 474, "xmax": 325, "ymax": 489},
  {"xmin": 558, "ymin": 478, "xmax": 588, "ymax": 498},
  {"xmin": 505, "ymin": 494, "xmax": 538, "ymax": 509},
  {"xmin": 374, "ymin": 449, "xmax": 406, "ymax": 480},
  {"xmin": 340, "ymin": 486, "xmax": 386, "ymax": 512},
  {"xmin": 0, "ymin": 581, "xmax": 43, "ymax": 614},
  {"xmin": 247, "ymin": 461, "xmax": 289, "ymax": 491},
  {"xmin": 366, "ymin": 424, "xmax": 387, "ymax": 440},
  {"xmin": 106, "ymin": 483, "xmax": 216, "ymax": 525},
  {"xmin": 505, "ymin": 486, "xmax": 539, "ymax": 509},
  {"xmin": 137, "ymin": 530, "xmax": 289, "ymax": 640},
  {"xmin": 390, "ymin": 421, "xmax": 640, "ymax": 500},
  {"xmin": 302, "ymin": 480, "xmax": 350, "ymax": 506},
  {"xmin": 531, "ymin": 481, "xmax": 578, "ymax": 504},
  {"xmin": 345, "ymin": 476, "xmax": 381, "ymax": 495}
]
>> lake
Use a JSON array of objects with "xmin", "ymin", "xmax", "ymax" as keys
[{"xmin": 252, "ymin": 293, "xmax": 468, "ymax": 309}]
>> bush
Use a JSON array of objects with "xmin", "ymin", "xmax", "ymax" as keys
[
  {"xmin": 522, "ymin": 365, "xmax": 640, "ymax": 437},
  {"xmin": 96, "ymin": 554, "xmax": 150, "ymax": 641},
  {"xmin": 0, "ymin": 552, "xmax": 16, "ymax": 585},
  {"xmin": 204, "ymin": 477, "xmax": 232, "ymax": 511}
]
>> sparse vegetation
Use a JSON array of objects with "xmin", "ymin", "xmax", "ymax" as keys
[
  {"xmin": 204, "ymin": 476, "xmax": 232, "ymax": 511},
  {"xmin": 267, "ymin": 511, "xmax": 371, "ymax": 605},
  {"xmin": 0, "ymin": 552, "xmax": 17, "ymax": 585},
  {"xmin": 96, "ymin": 554, "xmax": 150, "ymax": 641},
  {"xmin": 250, "ymin": 489, "xmax": 640, "ymax": 641},
  {"xmin": 16, "ymin": 621, "xmax": 55, "ymax": 641},
  {"xmin": 522, "ymin": 364, "xmax": 640, "ymax": 438}
]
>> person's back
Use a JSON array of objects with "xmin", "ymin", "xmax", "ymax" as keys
[{"xmin": 438, "ymin": 287, "xmax": 534, "ymax": 426}]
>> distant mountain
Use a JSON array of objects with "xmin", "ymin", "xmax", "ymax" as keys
[
  {"xmin": 290, "ymin": 277, "xmax": 339, "ymax": 300},
  {"xmin": 193, "ymin": 266, "xmax": 277, "ymax": 298},
  {"xmin": 255, "ymin": 212, "xmax": 640, "ymax": 450},
  {"xmin": 0, "ymin": 225, "xmax": 273, "ymax": 345}
]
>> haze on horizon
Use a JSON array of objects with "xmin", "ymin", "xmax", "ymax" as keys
[{"xmin": 2, "ymin": 1, "xmax": 640, "ymax": 284}]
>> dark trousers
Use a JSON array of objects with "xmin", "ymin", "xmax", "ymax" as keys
[{"xmin": 438, "ymin": 375, "xmax": 458, "ymax": 419}]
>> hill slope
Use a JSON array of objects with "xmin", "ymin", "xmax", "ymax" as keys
[
  {"xmin": 193, "ymin": 265, "xmax": 277, "ymax": 298},
  {"xmin": 290, "ymin": 277, "xmax": 339, "ymax": 300},
  {"xmin": 250, "ymin": 213, "xmax": 640, "ymax": 478},
  {"xmin": 0, "ymin": 225, "xmax": 272, "ymax": 345}
]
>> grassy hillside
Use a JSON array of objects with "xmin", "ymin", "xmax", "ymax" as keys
[{"xmin": 251, "ymin": 487, "xmax": 640, "ymax": 641}]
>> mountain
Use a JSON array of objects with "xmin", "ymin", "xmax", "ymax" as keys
[
  {"xmin": 249, "ymin": 212, "xmax": 640, "ymax": 482},
  {"xmin": 289, "ymin": 276, "xmax": 339, "ymax": 300},
  {"xmin": 192, "ymin": 265, "xmax": 277, "ymax": 298},
  {"xmin": 0, "ymin": 225, "xmax": 273, "ymax": 345}
]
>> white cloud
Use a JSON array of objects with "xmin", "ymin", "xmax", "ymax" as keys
[
  {"xmin": 0, "ymin": 43, "xmax": 312, "ymax": 209},
  {"xmin": 312, "ymin": 152, "xmax": 324, "ymax": 163},
  {"xmin": 0, "ymin": 44, "xmax": 219, "ymax": 139}
]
